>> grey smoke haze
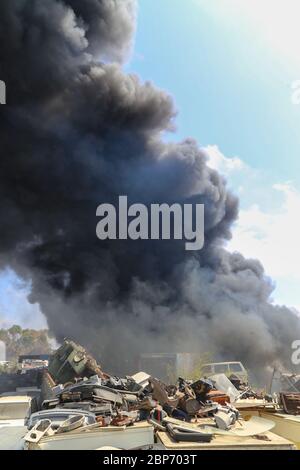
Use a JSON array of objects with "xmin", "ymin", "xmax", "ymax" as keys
[{"xmin": 0, "ymin": 0, "xmax": 299, "ymax": 376}]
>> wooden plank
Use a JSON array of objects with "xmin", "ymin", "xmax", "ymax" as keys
[{"xmin": 157, "ymin": 430, "xmax": 296, "ymax": 450}]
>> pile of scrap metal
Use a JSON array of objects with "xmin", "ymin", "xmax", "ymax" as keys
[
  {"xmin": 279, "ymin": 392, "xmax": 300, "ymax": 415},
  {"xmin": 229, "ymin": 374, "xmax": 272, "ymax": 401},
  {"xmin": 149, "ymin": 376, "xmax": 238, "ymax": 425},
  {"xmin": 273, "ymin": 371, "xmax": 300, "ymax": 394},
  {"xmin": 22, "ymin": 340, "xmax": 249, "ymax": 448},
  {"xmin": 266, "ymin": 369, "xmax": 300, "ymax": 415}
]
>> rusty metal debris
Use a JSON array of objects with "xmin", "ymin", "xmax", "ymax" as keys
[
  {"xmin": 12, "ymin": 340, "xmax": 297, "ymax": 449},
  {"xmin": 21, "ymin": 340, "xmax": 251, "ymax": 449},
  {"xmin": 47, "ymin": 340, "xmax": 107, "ymax": 384},
  {"xmin": 280, "ymin": 392, "xmax": 300, "ymax": 415}
]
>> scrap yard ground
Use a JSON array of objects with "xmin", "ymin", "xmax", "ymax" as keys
[{"xmin": 0, "ymin": 340, "xmax": 299, "ymax": 450}]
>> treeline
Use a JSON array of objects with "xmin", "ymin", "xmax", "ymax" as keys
[{"xmin": 0, "ymin": 325, "xmax": 53, "ymax": 362}]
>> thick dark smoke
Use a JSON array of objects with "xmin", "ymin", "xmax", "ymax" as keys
[{"xmin": 0, "ymin": 0, "xmax": 299, "ymax": 379}]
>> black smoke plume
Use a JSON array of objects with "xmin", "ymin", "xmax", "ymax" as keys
[{"xmin": 0, "ymin": 0, "xmax": 299, "ymax": 378}]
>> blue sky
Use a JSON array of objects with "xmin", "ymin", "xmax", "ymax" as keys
[
  {"xmin": 1, "ymin": 0, "xmax": 300, "ymax": 328},
  {"xmin": 127, "ymin": 0, "xmax": 300, "ymax": 189},
  {"xmin": 126, "ymin": 0, "xmax": 300, "ymax": 312}
]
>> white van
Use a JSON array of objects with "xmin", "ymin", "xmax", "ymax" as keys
[{"xmin": 201, "ymin": 362, "xmax": 248, "ymax": 384}]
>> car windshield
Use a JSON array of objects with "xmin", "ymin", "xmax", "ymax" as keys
[
  {"xmin": 229, "ymin": 363, "xmax": 243, "ymax": 372},
  {"xmin": 214, "ymin": 364, "xmax": 229, "ymax": 374},
  {"xmin": 202, "ymin": 366, "xmax": 212, "ymax": 375}
]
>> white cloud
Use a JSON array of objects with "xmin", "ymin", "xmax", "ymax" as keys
[
  {"xmin": 203, "ymin": 145, "xmax": 300, "ymax": 310},
  {"xmin": 195, "ymin": 0, "xmax": 300, "ymax": 68},
  {"xmin": 205, "ymin": 145, "xmax": 246, "ymax": 175},
  {"xmin": 228, "ymin": 182, "xmax": 300, "ymax": 308}
]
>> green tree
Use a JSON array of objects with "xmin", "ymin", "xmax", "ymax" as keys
[{"xmin": 0, "ymin": 325, "xmax": 53, "ymax": 361}]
